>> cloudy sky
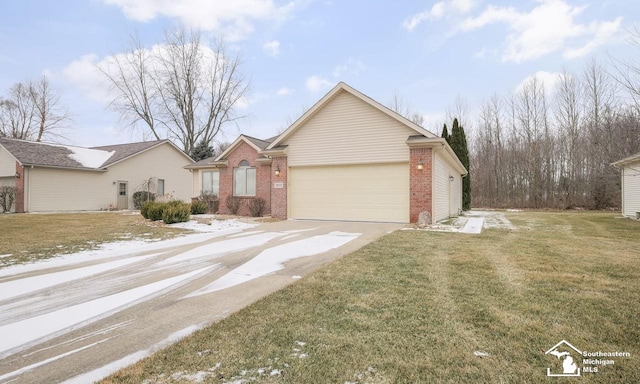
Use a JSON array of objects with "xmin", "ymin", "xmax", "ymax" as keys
[{"xmin": 0, "ymin": 0, "xmax": 636, "ymax": 147}]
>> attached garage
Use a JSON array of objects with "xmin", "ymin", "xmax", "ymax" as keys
[
  {"xmin": 201, "ymin": 82, "xmax": 467, "ymax": 224},
  {"xmin": 289, "ymin": 163, "xmax": 410, "ymax": 222}
]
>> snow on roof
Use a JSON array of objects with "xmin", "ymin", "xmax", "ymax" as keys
[{"xmin": 64, "ymin": 146, "xmax": 115, "ymax": 168}]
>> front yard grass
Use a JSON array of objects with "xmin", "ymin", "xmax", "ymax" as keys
[
  {"xmin": 96, "ymin": 211, "xmax": 637, "ymax": 383},
  {"xmin": 0, "ymin": 212, "xmax": 189, "ymax": 268}
]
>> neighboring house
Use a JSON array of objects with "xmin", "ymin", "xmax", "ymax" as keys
[
  {"xmin": 612, "ymin": 152, "xmax": 640, "ymax": 219},
  {"xmin": 0, "ymin": 138, "xmax": 194, "ymax": 213},
  {"xmin": 187, "ymin": 82, "xmax": 467, "ymax": 224}
]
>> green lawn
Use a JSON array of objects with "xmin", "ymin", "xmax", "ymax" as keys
[
  {"xmin": 0, "ymin": 212, "xmax": 189, "ymax": 268},
  {"xmin": 94, "ymin": 212, "xmax": 637, "ymax": 383}
]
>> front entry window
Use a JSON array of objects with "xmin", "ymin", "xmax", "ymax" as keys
[
  {"xmin": 202, "ymin": 171, "xmax": 219, "ymax": 196},
  {"xmin": 234, "ymin": 160, "xmax": 256, "ymax": 196}
]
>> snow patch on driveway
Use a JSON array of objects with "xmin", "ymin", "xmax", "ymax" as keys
[
  {"xmin": 0, "ymin": 267, "xmax": 213, "ymax": 358},
  {"xmin": 185, "ymin": 231, "xmax": 361, "ymax": 297},
  {"xmin": 0, "ymin": 255, "xmax": 155, "ymax": 302}
]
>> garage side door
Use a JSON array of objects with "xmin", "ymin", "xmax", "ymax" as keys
[{"xmin": 289, "ymin": 163, "xmax": 409, "ymax": 223}]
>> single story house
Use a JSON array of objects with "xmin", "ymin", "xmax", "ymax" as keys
[
  {"xmin": 612, "ymin": 152, "xmax": 640, "ymax": 219},
  {"xmin": 0, "ymin": 138, "xmax": 194, "ymax": 213},
  {"xmin": 186, "ymin": 82, "xmax": 467, "ymax": 224}
]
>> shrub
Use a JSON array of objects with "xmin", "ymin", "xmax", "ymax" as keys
[
  {"xmin": 133, "ymin": 191, "xmax": 155, "ymax": 209},
  {"xmin": 162, "ymin": 202, "xmax": 191, "ymax": 224},
  {"xmin": 225, "ymin": 195, "xmax": 243, "ymax": 215},
  {"xmin": 0, "ymin": 186, "xmax": 16, "ymax": 213},
  {"xmin": 141, "ymin": 201, "xmax": 165, "ymax": 221},
  {"xmin": 191, "ymin": 200, "xmax": 208, "ymax": 215},
  {"xmin": 248, "ymin": 197, "xmax": 266, "ymax": 217},
  {"xmin": 142, "ymin": 200, "xmax": 191, "ymax": 223},
  {"xmin": 199, "ymin": 192, "xmax": 219, "ymax": 213}
]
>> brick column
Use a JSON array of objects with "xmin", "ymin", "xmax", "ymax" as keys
[
  {"xmin": 15, "ymin": 162, "xmax": 25, "ymax": 213},
  {"xmin": 410, "ymin": 148, "xmax": 432, "ymax": 223},
  {"xmin": 270, "ymin": 157, "xmax": 287, "ymax": 220}
]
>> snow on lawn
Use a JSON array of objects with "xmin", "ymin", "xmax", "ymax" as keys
[
  {"xmin": 168, "ymin": 218, "xmax": 257, "ymax": 233},
  {"xmin": 0, "ymin": 220, "xmax": 254, "ymax": 278},
  {"xmin": 186, "ymin": 231, "xmax": 361, "ymax": 297},
  {"xmin": 0, "ymin": 267, "xmax": 213, "ymax": 358}
]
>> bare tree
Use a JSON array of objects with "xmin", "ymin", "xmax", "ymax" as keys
[
  {"xmin": 388, "ymin": 90, "xmax": 425, "ymax": 126},
  {"xmin": 610, "ymin": 26, "xmax": 640, "ymax": 114},
  {"xmin": 0, "ymin": 76, "xmax": 70, "ymax": 141},
  {"xmin": 99, "ymin": 26, "xmax": 249, "ymax": 155}
]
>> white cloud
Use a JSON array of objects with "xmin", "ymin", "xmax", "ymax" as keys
[
  {"xmin": 305, "ymin": 75, "xmax": 333, "ymax": 93},
  {"xmin": 460, "ymin": 0, "xmax": 622, "ymax": 63},
  {"xmin": 332, "ymin": 58, "xmax": 367, "ymax": 78},
  {"xmin": 563, "ymin": 17, "xmax": 622, "ymax": 59},
  {"xmin": 403, "ymin": 0, "xmax": 477, "ymax": 30},
  {"xmin": 101, "ymin": 0, "xmax": 295, "ymax": 41},
  {"xmin": 516, "ymin": 71, "xmax": 562, "ymax": 94},
  {"xmin": 276, "ymin": 86, "xmax": 293, "ymax": 96},
  {"xmin": 63, "ymin": 42, "xmax": 229, "ymax": 106},
  {"xmin": 263, "ymin": 40, "xmax": 280, "ymax": 57},
  {"xmin": 62, "ymin": 53, "xmax": 112, "ymax": 104}
]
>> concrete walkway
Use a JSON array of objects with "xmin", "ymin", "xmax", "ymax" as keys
[
  {"xmin": 0, "ymin": 220, "xmax": 401, "ymax": 384},
  {"xmin": 460, "ymin": 217, "xmax": 485, "ymax": 234}
]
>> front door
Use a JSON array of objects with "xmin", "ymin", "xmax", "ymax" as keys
[{"xmin": 117, "ymin": 181, "xmax": 128, "ymax": 209}]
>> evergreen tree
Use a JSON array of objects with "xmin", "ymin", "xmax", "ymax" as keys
[
  {"xmin": 191, "ymin": 139, "xmax": 214, "ymax": 161},
  {"xmin": 441, "ymin": 123, "xmax": 450, "ymax": 143},
  {"xmin": 449, "ymin": 118, "xmax": 471, "ymax": 210}
]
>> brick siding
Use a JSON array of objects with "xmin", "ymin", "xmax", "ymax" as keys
[
  {"xmin": 409, "ymin": 147, "xmax": 432, "ymax": 223},
  {"xmin": 217, "ymin": 141, "xmax": 271, "ymax": 216},
  {"xmin": 270, "ymin": 156, "xmax": 287, "ymax": 220}
]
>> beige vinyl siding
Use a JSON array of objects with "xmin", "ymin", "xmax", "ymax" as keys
[
  {"xmin": 433, "ymin": 151, "xmax": 462, "ymax": 222},
  {"xmin": 283, "ymin": 91, "xmax": 417, "ymax": 166},
  {"xmin": 433, "ymin": 153, "xmax": 450, "ymax": 222},
  {"xmin": 107, "ymin": 143, "xmax": 192, "ymax": 205},
  {"xmin": 451, "ymin": 172, "xmax": 462, "ymax": 216},
  {"xmin": 0, "ymin": 145, "xmax": 16, "ymax": 177},
  {"xmin": 289, "ymin": 163, "xmax": 409, "ymax": 223},
  {"xmin": 27, "ymin": 143, "xmax": 193, "ymax": 211},
  {"xmin": 192, "ymin": 169, "xmax": 202, "ymax": 198},
  {"xmin": 29, "ymin": 168, "xmax": 107, "ymax": 211},
  {"xmin": 622, "ymin": 162, "xmax": 640, "ymax": 218}
]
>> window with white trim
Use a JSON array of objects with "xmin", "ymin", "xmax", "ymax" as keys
[
  {"xmin": 202, "ymin": 171, "xmax": 219, "ymax": 196},
  {"xmin": 157, "ymin": 179, "xmax": 165, "ymax": 196},
  {"xmin": 233, "ymin": 160, "xmax": 256, "ymax": 196}
]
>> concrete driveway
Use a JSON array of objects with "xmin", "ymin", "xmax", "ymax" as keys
[{"xmin": 0, "ymin": 219, "xmax": 401, "ymax": 383}]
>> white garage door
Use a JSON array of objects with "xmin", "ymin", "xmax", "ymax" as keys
[{"xmin": 289, "ymin": 163, "xmax": 409, "ymax": 223}]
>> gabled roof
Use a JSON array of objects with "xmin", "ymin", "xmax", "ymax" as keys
[
  {"xmin": 184, "ymin": 156, "xmax": 228, "ymax": 169},
  {"xmin": 93, "ymin": 140, "xmax": 193, "ymax": 167},
  {"xmin": 0, "ymin": 137, "xmax": 113, "ymax": 170},
  {"xmin": 0, "ymin": 137, "xmax": 193, "ymax": 170},
  {"xmin": 612, "ymin": 151, "xmax": 640, "ymax": 167},
  {"xmin": 214, "ymin": 134, "xmax": 275, "ymax": 161},
  {"xmin": 267, "ymin": 82, "xmax": 436, "ymax": 150}
]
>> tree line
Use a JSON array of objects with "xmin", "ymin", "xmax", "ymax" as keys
[{"xmin": 470, "ymin": 58, "xmax": 640, "ymax": 209}]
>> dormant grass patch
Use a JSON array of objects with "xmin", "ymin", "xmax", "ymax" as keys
[
  {"xmin": 0, "ymin": 212, "xmax": 189, "ymax": 267},
  {"xmin": 97, "ymin": 211, "xmax": 638, "ymax": 383}
]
